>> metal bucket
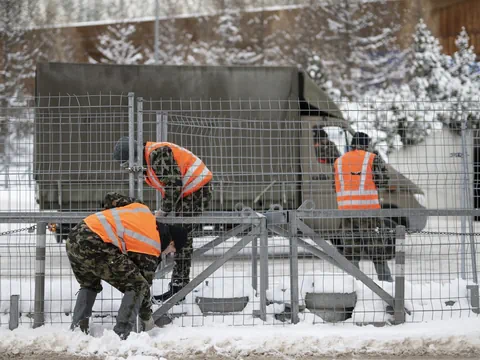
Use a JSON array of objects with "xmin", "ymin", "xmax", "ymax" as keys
[
  {"xmin": 195, "ymin": 296, "xmax": 249, "ymax": 314},
  {"xmin": 305, "ymin": 292, "xmax": 357, "ymax": 323}
]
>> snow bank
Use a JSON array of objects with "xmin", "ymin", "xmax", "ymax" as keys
[{"xmin": 0, "ymin": 318, "xmax": 480, "ymax": 358}]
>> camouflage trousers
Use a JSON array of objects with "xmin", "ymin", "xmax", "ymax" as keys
[
  {"xmin": 170, "ymin": 182, "xmax": 212, "ymax": 287},
  {"xmin": 337, "ymin": 217, "xmax": 396, "ymax": 263},
  {"xmin": 66, "ymin": 221, "xmax": 157, "ymax": 320}
]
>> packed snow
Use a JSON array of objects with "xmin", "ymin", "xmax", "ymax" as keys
[{"xmin": 0, "ymin": 318, "xmax": 480, "ymax": 358}]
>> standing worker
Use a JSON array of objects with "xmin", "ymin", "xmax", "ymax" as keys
[
  {"xmin": 333, "ymin": 132, "xmax": 394, "ymax": 282},
  {"xmin": 313, "ymin": 126, "xmax": 341, "ymax": 165},
  {"xmin": 113, "ymin": 137, "xmax": 213, "ymax": 302},
  {"xmin": 67, "ymin": 192, "xmax": 188, "ymax": 339}
]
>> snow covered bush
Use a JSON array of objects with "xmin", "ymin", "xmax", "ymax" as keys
[
  {"xmin": 307, "ymin": 55, "xmax": 342, "ymax": 102},
  {"xmin": 90, "ymin": 24, "xmax": 143, "ymax": 65}
]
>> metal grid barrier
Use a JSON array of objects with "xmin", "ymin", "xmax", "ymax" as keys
[{"xmin": 0, "ymin": 95, "xmax": 479, "ymax": 330}]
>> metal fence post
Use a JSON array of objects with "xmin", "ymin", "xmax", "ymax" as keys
[
  {"xmin": 9, "ymin": 295, "xmax": 19, "ymax": 330},
  {"xmin": 128, "ymin": 92, "xmax": 135, "ymax": 198},
  {"xmin": 251, "ymin": 236, "xmax": 258, "ymax": 293},
  {"xmin": 155, "ymin": 111, "xmax": 168, "ymax": 210},
  {"xmin": 33, "ymin": 222, "xmax": 47, "ymax": 328},
  {"xmin": 394, "ymin": 225, "xmax": 406, "ymax": 325},
  {"xmin": 289, "ymin": 211, "xmax": 300, "ymax": 324},
  {"xmin": 136, "ymin": 97, "xmax": 144, "ymax": 201},
  {"xmin": 259, "ymin": 216, "xmax": 268, "ymax": 321},
  {"xmin": 460, "ymin": 116, "xmax": 479, "ymax": 285}
]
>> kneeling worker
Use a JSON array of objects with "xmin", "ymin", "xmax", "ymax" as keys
[{"xmin": 66, "ymin": 192, "xmax": 187, "ymax": 339}]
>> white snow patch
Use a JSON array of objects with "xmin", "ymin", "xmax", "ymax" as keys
[{"xmin": 1, "ymin": 318, "xmax": 480, "ymax": 358}]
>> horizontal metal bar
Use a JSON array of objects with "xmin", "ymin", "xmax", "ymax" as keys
[
  {"xmin": 0, "ymin": 212, "xmax": 92, "ymax": 223},
  {"xmin": 296, "ymin": 208, "xmax": 480, "ymax": 218},
  {"xmin": 1, "ymin": 208, "xmax": 477, "ymax": 225},
  {"xmin": 0, "ymin": 212, "xmax": 263, "ymax": 225}
]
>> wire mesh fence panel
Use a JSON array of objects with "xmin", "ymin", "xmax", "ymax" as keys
[{"xmin": 0, "ymin": 96, "xmax": 479, "ymax": 330}]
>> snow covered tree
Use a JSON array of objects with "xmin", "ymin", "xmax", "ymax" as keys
[
  {"xmin": 211, "ymin": 10, "xmax": 243, "ymax": 65},
  {"xmin": 291, "ymin": 1, "xmax": 325, "ymax": 70},
  {"xmin": 203, "ymin": 1, "xmax": 261, "ymax": 66},
  {"xmin": 144, "ymin": 0, "xmax": 188, "ymax": 65},
  {"xmin": 90, "ymin": 24, "xmax": 143, "ymax": 64},
  {"xmin": 0, "ymin": 0, "xmax": 36, "ymax": 107},
  {"xmin": 307, "ymin": 55, "xmax": 342, "ymax": 101},
  {"xmin": 0, "ymin": 0, "xmax": 38, "ymax": 156},
  {"xmin": 450, "ymin": 27, "xmax": 477, "ymax": 82},
  {"xmin": 315, "ymin": 0, "xmax": 408, "ymax": 100},
  {"xmin": 263, "ymin": 13, "xmax": 294, "ymax": 66},
  {"xmin": 448, "ymin": 27, "xmax": 480, "ymax": 130},
  {"xmin": 378, "ymin": 84, "xmax": 438, "ymax": 147},
  {"xmin": 410, "ymin": 19, "xmax": 454, "ymax": 102},
  {"xmin": 239, "ymin": 12, "xmax": 268, "ymax": 65}
]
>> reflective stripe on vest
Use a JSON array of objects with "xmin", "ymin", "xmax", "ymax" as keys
[
  {"xmin": 84, "ymin": 204, "xmax": 161, "ymax": 256},
  {"xmin": 144, "ymin": 142, "xmax": 212, "ymax": 198},
  {"xmin": 334, "ymin": 150, "xmax": 380, "ymax": 210}
]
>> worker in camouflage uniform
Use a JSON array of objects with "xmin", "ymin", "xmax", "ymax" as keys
[
  {"xmin": 313, "ymin": 126, "xmax": 341, "ymax": 165},
  {"xmin": 66, "ymin": 192, "xmax": 188, "ymax": 339},
  {"xmin": 333, "ymin": 132, "xmax": 394, "ymax": 282},
  {"xmin": 113, "ymin": 137, "xmax": 213, "ymax": 302}
]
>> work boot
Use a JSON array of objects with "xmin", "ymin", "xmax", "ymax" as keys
[
  {"xmin": 374, "ymin": 261, "xmax": 393, "ymax": 282},
  {"xmin": 70, "ymin": 288, "xmax": 97, "ymax": 334},
  {"xmin": 114, "ymin": 291, "xmax": 144, "ymax": 340},
  {"xmin": 152, "ymin": 282, "xmax": 185, "ymax": 303}
]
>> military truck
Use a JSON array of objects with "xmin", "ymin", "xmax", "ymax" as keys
[{"xmin": 34, "ymin": 63, "xmax": 427, "ymax": 241}]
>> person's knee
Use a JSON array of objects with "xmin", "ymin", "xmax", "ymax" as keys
[{"xmin": 124, "ymin": 277, "xmax": 150, "ymax": 295}]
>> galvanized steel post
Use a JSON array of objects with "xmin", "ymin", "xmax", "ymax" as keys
[
  {"xmin": 128, "ymin": 92, "xmax": 135, "ymax": 198},
  {"xmin": 394, "ymin": 225, "xmax": 406, "ymax": 324},
  {"xmin": 259, "ymin": 215, "xmax": 268, "ymax": 321},
  {"xmin": 33, "ymin": 222, "xmax": 47, "ymax": 328},
  {"xmin": 251, "ymin": 237, "xmax": 258, "ymax": 292},
  {"xmin": 289, "ymin": 211, "xmax": 300, "ymax": 324},
  {"xmin": 137, "ymin": 97, "xmax": 144, "ymax": 201},
  {"xmin": 155, "ymin": 111, "xmax": 168, "ymax": 210}
]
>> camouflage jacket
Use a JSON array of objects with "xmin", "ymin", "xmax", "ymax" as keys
[
  {"xmin": 371, "ymin": 151, "xmax": 389, "ymax": 190},
  {"xmin": 315, "ymin": 139, "xmax": 341, "ymax": 165},
  {"xmin": 146, "ymin": 145, "xmax": 212, "ymax": 214},
  {"xmin": 102, "ymin": 192, "xmax": 159, "ymax": 286}
]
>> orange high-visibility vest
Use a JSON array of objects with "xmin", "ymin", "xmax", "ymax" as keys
[
  {"xmin": 144, "ymin": 142, "xmax": 213, "ymax": 198},
  {"xmin": 334, "ymin": 150, "xmax": 380, "ymax": 210},
  {"xmin": 84, "ymin": 203, "xmax": 161, "ymax": 257}
]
